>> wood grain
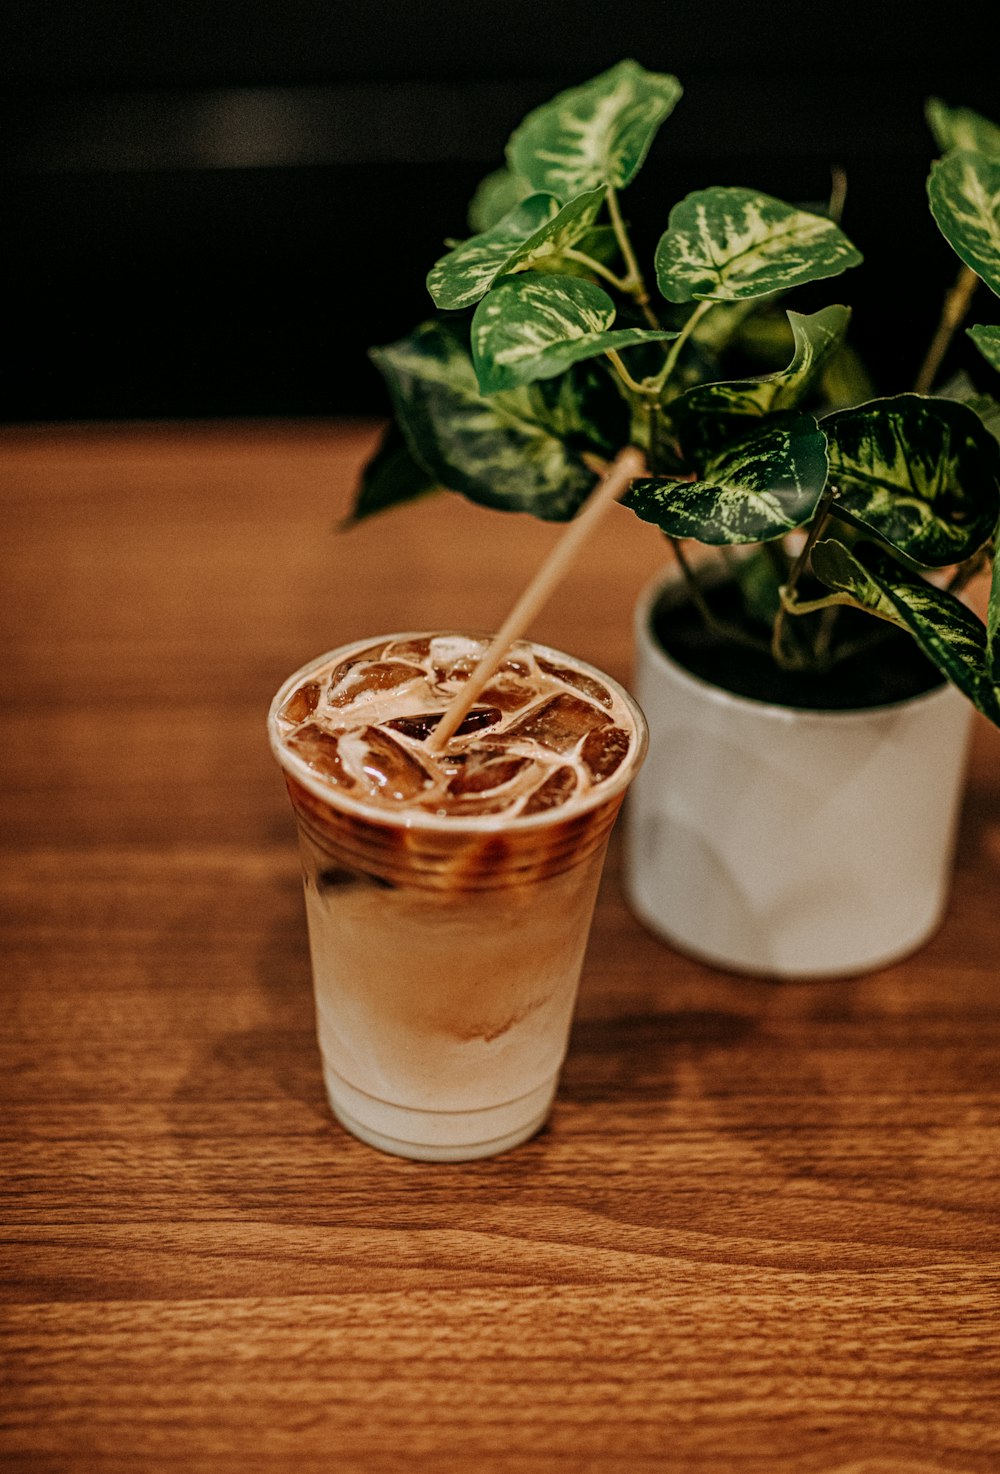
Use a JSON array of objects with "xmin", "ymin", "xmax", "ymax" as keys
[{"xmin": 2, "ymin": 421, "xmax": 999, "ymax": 1474}]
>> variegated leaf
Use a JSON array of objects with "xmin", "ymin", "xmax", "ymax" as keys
[
  {"xmin": 965, "ymin": 390, "xmax": 1000, "ymax": 448},
  {"xmin": 506, "ymin": 59, "xmax": 682, "ymax": 199},
  {"xmin": 522, "ymin": 361, "xmax": 630, "ymax": 460},
  {"xmin": 346, "ymin": 422, "xmax": 439, "ymax": 525},
  {"xmin": 426, "ymin": 194, "xmax": 556, "ymax": 311},
  {"xmin": 468, "ymin": 166, "xmax": 532, "ymax": 233},
  {"xmin": 926, "ymin": 98, "xmax": 1000, "ymax": 160},
  {"xmin": 811, "ymin": 538, "xmax": 1000, "ymax": 724},
  {"xmin": 969, "ymin": 323, "xmax": 1000, "ymax": 373},
  {"xmin": 471, "ymin": 274, "xmax": 675, "ymax": 394},
  {"xmin": 824, "ymin": 394, "xmax": 1000, "ymax": 566},
  {"xmin": 927, "ymin": 149, "xmax": 1000, "ymax": 298},
  {"xmin": 427, "ymin": 188, "xmax": 608, "ymax": 311},
  {"xmin": 655, "ymin": 188, "xmax": 862, "ymax": 303},
  {"xmin": 369, "ymin": 321, "xmax": 598, "ymax": 520},
  {"xmin": 668, "ymin": 305, "xmax": 851, "ymax": 464},
  {"xmin": 990, "ymin": 524, "xmax": 1000, "ymax": 683},
  {"xmin": 624, "ymin": 414, "xmax": 828, "ymax": 544}
]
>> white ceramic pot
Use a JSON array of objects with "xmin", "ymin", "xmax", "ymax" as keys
[{"xmin": 624, "ymin": 571, "xmax": 974, "ymax": 979}]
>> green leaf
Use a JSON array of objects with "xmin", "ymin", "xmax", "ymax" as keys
[
  {"xmin": 427, "ymin": 194, "xmax": 557, "ymax": 311},
  {"xmin": 624, "ymin": 414, "xmax": 828, "ymax": 544},
  {"xmin": 655, "ymin": 187, "xmax": 862, "ymax": 303},
  {"xmin": 346, "ymin": 422, "xmax": 439, "ymax": 526},
  {"xmin": 969, "ymin": 323, "xmax": 1000, "ymax": 372},
  {"xmin": 926, "ymin": 98, "xmax": 1000, "ymax": 160},
  {"xmin": 369, "ymin": 321, "xmax": 598, "ymax": 521},
  {"xmin": 965, "ymin": 390, "xmax": 1000, "ymax": 447},
  {"xmin": 470, "ymin": 274, "xmax": 675, "ymax": 394},
  {"xmin": 820, "ymin": 340, "xmax": 878, "ymax": 413},
  {"xmin": 507, "ymin": 58, "xmax": 682, "ymax": 199},
  {"xmin": 668, "ymin": 305, "xmax": 851, "ymax": 463},
  {"xmin": 927, "ymin": 149, "xmax": 1000, "ymax": 298},
  {"xmin": 989, "ymin": 523, "xmax": 1000, "ymax": 683},
  {"xmin": 468, "ymin": 166, "xmax": 532, "ymax": 233},
  {"xmin": 427, "ymin": 188, "xmax": 608, "ymax": 311},
  {"xmin": 521, "ymin": 360, "xmax": 630, "ymax": 461},
  {"xmin": 732, "ymin": 546, "xmax": 785, "ymax": 628},
  {"xmin": 811, "ymin": 538, "xmax": 1000, "ymax": 723},
  {"xmin": 824, "ymin": 393, "xmax": 1000, "ymax": 566}
]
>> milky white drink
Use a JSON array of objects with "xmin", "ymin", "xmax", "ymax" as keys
[{"xmin": 268, "ymin": 633, "xmax": 647, "ymax": 1161}]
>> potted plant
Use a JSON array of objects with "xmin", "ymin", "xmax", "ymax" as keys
[{"xmin": 349, "ymin": 60, "xmax": 1000, "ymax": 978}]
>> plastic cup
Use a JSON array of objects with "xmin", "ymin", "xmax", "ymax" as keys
[{"xmin": 268, "ymin": 634, "xmax": 647, "ymax": 1162}]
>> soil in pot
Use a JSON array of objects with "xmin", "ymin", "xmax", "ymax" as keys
[{"xmin": 652, "ymin": 581, "xmax": 944, "ymax": 711}]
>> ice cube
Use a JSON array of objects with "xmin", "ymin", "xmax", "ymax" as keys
[
  {"xmin": 499, "ymin": 645, "xmax": 537, "ymax": 677},
  {"xmin": 501, "ymin": 693, "xmax": 611, "ymax": 753},
  {"xmin": 343, "ymin": 726, "xmax": 434, "ymax": 801},
  {"xmin": 383, "ymin": 636, "xmax": 432, "ymax": 662},
  {"xmin": 328, "ymin": 660, "xmax": 425, "ymax": 707},
  {"xmin": 447, "ymin": 750, "xmax": 531, "ymax": 796},
  {"xmin": 280, "ymin": 680, "xmax": 321, "ymax": 724},
  {"xmin": 287, "ymin": 724, "xmax": 355, "ymax": 787},
  {"xmin": 537, "ymin": 658, "xmax": 614, "ymax": 709},
  {"xmin": 480, "ymin": 674, "xmax": 538, "ymax": 713},
  {"xmin": 522, "ymin": 765, "xmax": 578, "ymax": 814},
  {"xmin": 385, "ymin": 707, "xmax": 502, "ymax": 742},
  {"xmin": 429, "ymin": 635, "xmax": 488, "ymax": 686},
  {"xmin": 580, "ymin": 724, "xmax": 631, "ymax": 783}
]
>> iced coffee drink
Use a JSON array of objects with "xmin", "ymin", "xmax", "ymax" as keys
[{"xmin": 268, "ymin": 633, "xmax": 646, "ymax": 1161}]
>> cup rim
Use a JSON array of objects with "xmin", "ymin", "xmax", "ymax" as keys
[
  {"xmin": 268, "ymin": 631, "xmax": 649, "ymax": 833},
  {"xmin": 635, "ymin": 567, "xmax": 963, "ymax": 728}
]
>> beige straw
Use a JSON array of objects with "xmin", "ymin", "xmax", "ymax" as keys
[{"xmin": 425, "ymin": 446, "xmax": 644, "ymax": 754}]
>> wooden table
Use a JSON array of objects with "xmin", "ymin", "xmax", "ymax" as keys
[{"xmin": 3, "ymin": 421, "xmax": 999, "ymax": 1474}]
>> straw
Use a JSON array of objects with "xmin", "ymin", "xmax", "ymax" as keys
[{"xmin": 425, "ymin": 446, "xmax": 644, "ymax": 754}]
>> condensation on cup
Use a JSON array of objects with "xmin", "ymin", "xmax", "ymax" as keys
[{"xmin": 268, "ymin": 632, "xmax": 647, "ymax": 1162}]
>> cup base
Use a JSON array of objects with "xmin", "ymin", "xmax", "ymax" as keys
[{"xmin": 321, "ymin": 1063, "xmax": 557, "ymax": 1163}]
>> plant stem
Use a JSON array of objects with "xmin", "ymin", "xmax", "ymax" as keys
[
  {"xmin": 771, "ymin": 485, "xmax": 837, "ymax": 669},
  {"xmin": 559, "ymin": 248, "xmax": 633, "ymax": 294},
  {"xmin": 671, "ymin": 539, "xmax": 771, "ymax": 653},
  {"xmin": 652, "ymin": 300, "xmax": 714, "ymax": 396},
  {"xmin": 648, "ymin": 401, "xmax": 662, "ymax": 475},
  {"xmin": 606, "ymin": 186, "xmax": 644, "ymax": 292},
  {"xmin": 605, "ymin": 186, "xmax": 663, "ymax": 330},
  {"xmin": 914, "ymin": 264, "xmax": 980, "ymax": 394},
  {"xmin": 827, "ymin": 165, "xmax": 848, "ymax": 225},
  {"xmin": 605, "ymin": 349, "xmax": 651, "ymax": 397}
]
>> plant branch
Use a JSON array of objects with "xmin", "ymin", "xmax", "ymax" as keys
[
  {"xmin": 606, "ymin": 185, "xmax": 644, "ymax": 293},
  {"xmin": 652, "ymin": 300, "xmax": 714, "ymax": 395},
  {"xmin": 605, "ymin": 186, "xmax": 663, "ymax": 329},
  {"xmin": 559, "ymin": 248, "xmax": 632, "ymax": 293},
  {"xmin": 605, "ymin": 348, "xmax": 652, "ymax": 397},
  {"xmin": 771, "ymin": 484, "xmax": 837, "ymax": 668},
  {"xmin": 827, "ymin": 165, "xmax": 848, "ymax": 225},
  {"xmin": 914, "ymin": 264, "xmax": 980, "ymax": 394}
]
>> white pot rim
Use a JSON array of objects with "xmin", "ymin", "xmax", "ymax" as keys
[{"xmin": 636, "ymin": 566, "xmax": 958, "ymax": 729}]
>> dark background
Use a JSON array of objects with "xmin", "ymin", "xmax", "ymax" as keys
[{"xmin": 3, "ymin": 0, "xmax": 998, "ymax": 423}]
